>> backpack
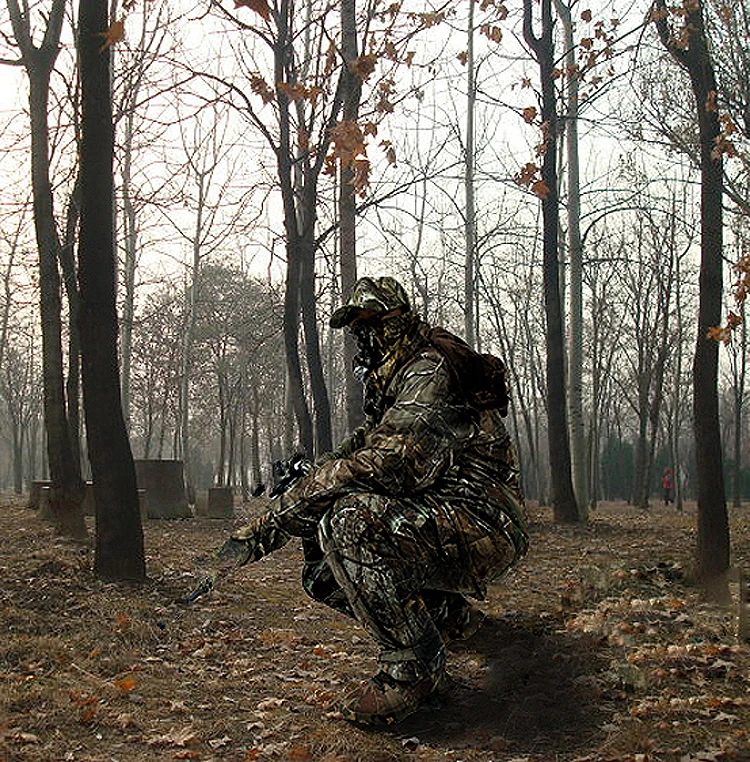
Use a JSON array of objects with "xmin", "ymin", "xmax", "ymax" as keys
[{"xmin": 428, "ymin": 326, "xmax": 510, "ymax": 415}]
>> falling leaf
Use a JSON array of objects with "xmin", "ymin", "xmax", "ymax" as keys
[
  {"xmin": 581, "ymin": 8, "xmax": 592, "ymax": 21},
  {"xmin": 234, "ymin": 0, "xmax": 271, "ymax": 21}
]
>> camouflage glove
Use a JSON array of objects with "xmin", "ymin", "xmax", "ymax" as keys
[
  {"xmin": 214, "ymin": 536, "xmax": 257, "ymax": 568},
  {"xmin": 184, "ymin": 517, "xmax": 281, "ymax": 604},
  {"xmin": 231, "ymin": 512, "xmax": 291, "ymax": 561}
]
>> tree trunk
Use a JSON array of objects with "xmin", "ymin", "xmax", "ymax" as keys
[
  {"xmin": 523, "ymin": 0, "xmax": 579, "ymax": 523},
  {"xmin": 120, "ymin": 108, "xmax": 138, "ymax": 430},
  {"xmin": 78, "ymin": 0, "xmax": 145, "ymax": 580},
  {"xmin": 731, "ymin": 305, "xmax": 746, "ymax": 509},
  {"xmin": 300, "ymin": 222, "xmax": 333, "ymax": 454},
  {"xmin": 179, "ymin": 174, "xmax": 204, "ymax": 494},
  {"xmin": 7, "ymin": 0, "xmax": 87, "ymax": 538},
  {"xmin": 555, "ymin": 0, "xmax": 587, "ymax": 519},
  {"xmin": 339, "ymin": 0, "xmax": 363, "ymax": 432},
  {"xmin": 276, "ymin": 0, "xmax": 314, "ymax": 457},
  {"xmin": 655, "ymin": 0, "xmax": 729, "ymax": 599},
  {"xmin": 464, "ymin": 0, "xmax": 477, "ymax": 348}
]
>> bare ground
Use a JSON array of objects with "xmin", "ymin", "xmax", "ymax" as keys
[{"xmin": 1, "ymin": 493, "xmax": 750, "ymax": 762}]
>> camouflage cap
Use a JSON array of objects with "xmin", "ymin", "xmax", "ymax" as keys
[{"xmin": 330, "ymin": 276, "xmax": 411, "ymax": 328}]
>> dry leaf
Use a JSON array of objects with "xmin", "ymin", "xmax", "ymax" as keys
[
  {"xmin": 234, "ymin": 0, "xmax": 271, "ymax": 21},
  {"xmin": 148, "ymin": 726, "xmax": 197, "ymax": 747},
  {"xmin": 97, "ymin": 19, "xmax": 125, "ymax": 52},
  {"xmin": 114, "ymin": 674, "xmax": 137, "ymax": 692}
]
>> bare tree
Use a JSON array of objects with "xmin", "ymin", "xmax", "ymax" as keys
[
  {"xmin": 5, "ymin": 0, "xmax": 86, "ymax": 537},
  {"xmin": 554, "ymin": 0, "xmax": 587, "ymax": 518},
  {"xmin": 654, "ymin": 0, "xmax": 730, "ymax": 599},
  {"xmin": 77, "ymin": 0, "xmax": 145, "ymax": 580},
  {"xmin": 523, "ymin": 0, "xmax": 578, "ymax": 522}
]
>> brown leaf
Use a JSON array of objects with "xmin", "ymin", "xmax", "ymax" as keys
[
  {"xmin": 250, "ymin": 74, "xmax": 275, "ymax": 104},
  {"xmin": 114, "ymin": 612, "xmax": 131, "ymax": 629},
  {"xmin": 114, "ymin": 673, "xmax": 137, "ymax": 692},
  {"xmin": 234, "ymin": 0, "xmax": 271, "ymax": 21},
  {"xmin": 148, "ymin": 727, "xmax": 197, "ymax": 748},
  {"xmin": 287, "ymin": 745, "xmax": 314, "ymax": 761},
  {"xmin": 96, "ymin": 18, "xmax": 125, "ymax": 52},
  {"xmin": 531, "ymin": 179, "xmax": 551, "ymax": 199},
  {"xmin": 350, "ymin": 54, "xmax": 377, "ymax": 81}
]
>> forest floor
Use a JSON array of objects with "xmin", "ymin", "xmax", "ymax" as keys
[{"xmin": 1, "ymin": 494, "xmax": 750, "ymax": 762}]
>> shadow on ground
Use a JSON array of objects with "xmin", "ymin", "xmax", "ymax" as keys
[{"xmin": 386, "ymin": 613, "xmax": 610, "ymax": 754}]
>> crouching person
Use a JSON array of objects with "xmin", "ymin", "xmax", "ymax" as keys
[{"xmin": 230, "ymin": 276, "xmax": 528, "ymax": 726}]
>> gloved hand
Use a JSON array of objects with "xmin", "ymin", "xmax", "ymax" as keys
[
  {"xmin": 215, "ymin": 536, "xmax": 257, "ymax": 568},
  {"xmin": 230, "ymin": 512, "xmax": 291, "ymax": 563}
]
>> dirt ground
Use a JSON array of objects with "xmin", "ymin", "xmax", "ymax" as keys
[{"xmin": 1, "ymin": 493, "xmax": 750, "ymax": 762}]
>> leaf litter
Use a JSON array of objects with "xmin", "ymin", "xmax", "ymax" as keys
[{"xmin": 1, "ymin": 494, "xmax": 749, "ymax": 761}]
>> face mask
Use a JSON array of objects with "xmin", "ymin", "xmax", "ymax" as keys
[{"xmin": 347, "ymin": 319, "xmax": 385, "ymax": 370}]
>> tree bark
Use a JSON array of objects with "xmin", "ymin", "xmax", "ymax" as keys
[
  {"xmin": 464, "ymin": 0, "xmax": 477, "ymax": 348},
  {"xmin": 555, "ymin": 0, "xmax": 587, "ymax": 519},
  {"xmin": 523, "ymin": 0, "xmax": 579, "ymax": 523},
  {"xmin": 655, "ymin": 0, "xmax": 729, "ymax": 600},
  {"xmin": 78, "ymin": 0, "xmax": 146, "ymax": 580},
  {"xmin": 6, "ymin": 0, "xmax": 87, "ymax": 538},
  {"xmin": 276, "ymin": 0, "xmax": 315, "ymax": 458},
  {"xmin": 339, "ymin": 0, "xmax": 363, "ymax": 432}
]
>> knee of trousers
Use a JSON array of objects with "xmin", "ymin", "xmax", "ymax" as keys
[{"xmin": 318, "ymin": 492, "xmax": 383, "ymax": 555}]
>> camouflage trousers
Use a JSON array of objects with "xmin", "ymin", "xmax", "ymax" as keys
[{"xmin": 301, "ymin": 491, "xmax": 519, "ymax": 683}]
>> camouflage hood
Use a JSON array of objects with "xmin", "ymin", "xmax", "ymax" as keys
[{"xmin": 330, "ymin": 276, "xmax": 411, "ymax": 329}]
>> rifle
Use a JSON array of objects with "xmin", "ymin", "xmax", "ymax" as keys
[
  {"xmin": 269, "ymin": 453, "xmax": 313, "ymax": 497},
  {"xmin": 183, "ymin": 454, "xmax": 312, "ymax": 605}
]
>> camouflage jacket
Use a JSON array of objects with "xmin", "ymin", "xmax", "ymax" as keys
[{"xmin": 234, "ymin": 321, "xmax": 528, "ymax": 586}]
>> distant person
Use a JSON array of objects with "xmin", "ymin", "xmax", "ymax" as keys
[
  {"xmin": 662, "ymin": 467, "xmax": 675, "ymax": 506},
  {"xmin": 222, "ymin": 276, "xmax": 528, "ymax": 726}
]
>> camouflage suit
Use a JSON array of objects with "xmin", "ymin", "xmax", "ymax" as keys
[{"xmin": 233, "ymin": 277, "xmax": 527, "ymax": 711}]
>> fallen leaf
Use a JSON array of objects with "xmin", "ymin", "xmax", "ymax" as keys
[
  {"xmin": 287, "ymin": 745, "xmax": 314, "ymax": 761},
  {"xmin": 256, "ymin": 697, "xmax": 285, "ymax": 711},
  {"xmin": 114, "ymin": 674, "xmax": 137, "ymax": 692},
  {"xmin": 208, "ymin": 735, "xmax": 232, "ymax": 749},
  {"xmin": 148, "ymin": 726, "xmax": 197, "ymax": 747}
]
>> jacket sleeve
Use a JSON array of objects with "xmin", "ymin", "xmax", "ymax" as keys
[{"xmin": 255, "ymin": 351, "xmax": 477, "ymax": 542}]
